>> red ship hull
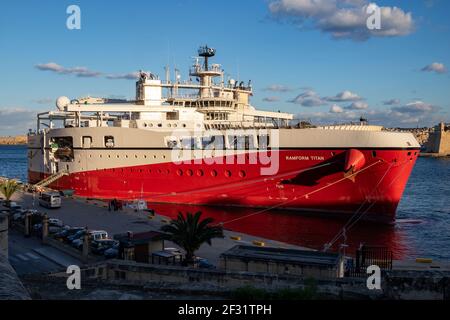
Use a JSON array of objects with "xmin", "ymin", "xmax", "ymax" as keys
[{"xmin": 28, "ymin": 148, "xmax": 419, "ymax": 223}]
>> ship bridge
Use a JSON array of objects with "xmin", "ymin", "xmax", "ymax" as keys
[{"xmin": 34, "ymin": 46, "xmax": 293, "ymax": 133}]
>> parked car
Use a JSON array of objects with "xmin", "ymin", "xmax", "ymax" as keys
[
  {"xmin": 48, "ymin": 218, "xmax": 64, "ymax": 227},
  {"xmin": 104, "ymin": 243, "xmax": 119, "ymax": 259},
  {"xmin": 72, "ymin": 230, "xmax": 109, "ymax": 250},
  {"xmin": 67, "ymin": 229, "xmax": 87, "ymax": 243},
  {"xmin": 12, "ymin": 210, "xmax": 27, "ymax": 221},
  {"xmin": 91, "ymin": 239, "xmax": 118, "ymax": 255},
  {"xmin": 10, "ymin": 203, "xmax": 23, "ymax": 212},
  {"xmin": 54, "ymin": 227, "xmax": 85, "ymax": 242},
  {"xmin": 196, "ymin": 257, "xmax": 215, "ymax": 269}
]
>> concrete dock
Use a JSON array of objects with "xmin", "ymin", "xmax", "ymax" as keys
[{"xmin": 10, "ymin": 191, "xmax": 309, "ymax": 265}]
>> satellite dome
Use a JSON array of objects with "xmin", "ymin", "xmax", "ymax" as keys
[{"xmin": 56, "ymin": 96, "xmax": 70, "ymax": 110}]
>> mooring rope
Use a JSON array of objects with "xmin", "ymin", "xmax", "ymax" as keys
[
  {"xmin": 218, "ymin": 160, "xmax": 384, "ymax": 226},
  {"xmin": 323, "ymin": 158, "xmax": 411, "ymax": 251}
]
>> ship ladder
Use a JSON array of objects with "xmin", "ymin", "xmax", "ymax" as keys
[{"xmin": 33, "ymin": 169, "xmax": 69, "ymax": 188}]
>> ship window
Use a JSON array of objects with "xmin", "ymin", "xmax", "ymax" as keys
[
  {"xmin": 258, "ymin": 135, "xmax": 270, "ymax": 149},
  {"xmin": 158, "ymin": 123, "xmax": 162, "ymax": 127},
  {"xmin": 82, "ymin": 136, "xmax": 92, "ymax": 148},
  {"xmin": 372, "ymin": 151, "xmax": 377, "ymax": 158},
  {"xmin": 181, "ymin": 137, "xmax": 196, "ymax": 150},
  {"xmin": 166, "ymin": 112, "xmax": 179, "ymax": 120},
  {"xmin": 105, "ymin": 136, "xmax": 115, "ymax": 148},
  {"xmin": 228, "ymin": 135, "xmax": 238, "ymax": 150},
  {"xmin": 202, "ymin": 135, "xmax": 223, "ymax": 150},
  {"xmin": 51, "ymin": 136, "xmax": 74, "ymax": 162}
]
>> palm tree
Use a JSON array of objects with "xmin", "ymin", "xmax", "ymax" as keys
[
  {"xmin": 0, "ymin": 179, "xmax": 20, "ymax": 206},
  {"xmin": 159, "ymin": 211, "xmax": 224, "ymax": 265}
]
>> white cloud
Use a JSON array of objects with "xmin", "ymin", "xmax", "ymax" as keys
[
  {"xmin": 32, "ymin": 98, "xmax": 54, "ymax": 105},
  {"xmin": 105, "ymin": 72, "xmax": 141, "ymax": 80},
  {"xmin": 383, "ymin": 99, "xmax": 400, "ymax": 106},
  {"xmin": 289, "ymin": 90, "xmax": 327, "ymax": 106},
  {"xmin": 263, "ymin": 84, "xmax": 293, "ymax": 92},
  {"xmin": 36, "ymin": 62, "xmax": 140, "ymax": 80},
  {"xmin": 421, "ymin": 62, "xmax": 447, "ymax": 74},
  {"xmin": 325, "ymin": 90, "xmax": 362, "ymax": 102},
  {"xmin": 297, "ymin": 99, "xmax": 444, "ymax": 128},
  {"xmin": 330, "ymin": 104, "xmax": 344, "ymax": 113},
  {"xmin": 0, "ymin": 108, "xmax": 39, "ymax": 135},
  {"xmin": 35, "ymin": 62, "xmax": 102, "ymax": 78},
  {"xmin": 391, "ymin": 101, "xmax": 436, "ymax": 114},
  {"xmin": 345, "ymin": 101, "xmax": 368, "ymax": 110},
  {"xmin": 262, "ymin": 96, "xmax": 281, "ymax": 102},
  {"xmin": 269, "ymin": 0, "xmax": 415, "ymax": 41}
]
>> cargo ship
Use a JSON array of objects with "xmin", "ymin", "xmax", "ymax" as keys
[{"xmin": 27, "ymin": 46, "xmax": 420, "ymax": 223}]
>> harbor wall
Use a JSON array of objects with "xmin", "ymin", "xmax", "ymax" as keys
[
  {"xmin": 0, "ymin": 213, "xmax": 31, "ymax": 300},
  {"xmin": 423, "ymin": 122, "xmax": 450, "ymax": 156}
]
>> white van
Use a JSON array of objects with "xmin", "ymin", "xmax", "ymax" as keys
[
  {"xmin": 39, "ymin": 192, "xmax": 61, "ymax": 209},
  {"xmin": 90, "ymin": 230, "xmax": 108, "ymax": 241}
]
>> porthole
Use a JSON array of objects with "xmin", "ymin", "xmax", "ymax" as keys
[
  {"xmin": 117, "ymin": 155, "xmax": 119, "ymax": 158},
  {"xmin": 158, "ymin": 169, "xmax": 162, "ymax": 174},
  {"xmin": 153, "ymin": 155, "xmax": 157, "ymax": 159},
  {"xmin": 224, "ymin": 170, "xmax": 232, "ymax": 178},
  {"xmin": 211, "ymin": 170, "xmax": 217, "ymax": 177},
  {"xmin": 186, "ymin": 169, "xmax": 193, "ymax": 176},
  {"xmin": 176, "ymin": 169, "xmax": 183, "ymax": 176},
  {"xmin": 331, "ymin": 152, "xmax": 336, "ymax": 156},
  {"xmin": 372, "ymin": 151, "xmax": 377, "ymax": 158},
  {"xmin": 239, "ymin": 170, "xmax": 246, "ymax": 178},
  {"xmin": 196, "ymin": 169, "xmax": 204, "ymax": 177}
]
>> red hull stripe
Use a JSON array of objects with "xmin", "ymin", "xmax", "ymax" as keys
[{"xmin": 28, "ymin": 149, "xmax": 418, "ymax": 223}]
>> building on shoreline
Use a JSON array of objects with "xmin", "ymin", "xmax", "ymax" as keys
[{"xmin": 423, "ymin": 122, "xmax": 450, "ymax": 156}]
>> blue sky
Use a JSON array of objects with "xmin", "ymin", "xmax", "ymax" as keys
[{"xmin": 0, "ymin": 0, "xmax": 449, "ymax": 134}]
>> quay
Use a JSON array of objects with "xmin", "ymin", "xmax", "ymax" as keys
[
  {"xmin": 8, "ymin": 190, "xmax": 308, "ymax": 265},
  {"xmin": 6, "ymin": 189, "xmax": 450, "ymax": 271},
  {"xmin": 2, "ymin": 186, "xmax": 450, "ymax": 300}
]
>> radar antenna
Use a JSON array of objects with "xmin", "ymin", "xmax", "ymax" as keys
[{"xmin": 198, "ymin": 45, "xmax": 216, "ymax": 70}]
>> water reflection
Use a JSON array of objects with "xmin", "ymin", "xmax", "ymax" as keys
[{"xmin": 149, "ymin": 203, "xmax": 408, "ymax": 259}]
